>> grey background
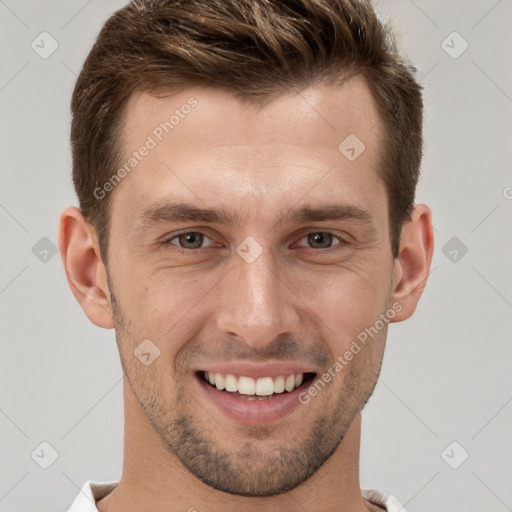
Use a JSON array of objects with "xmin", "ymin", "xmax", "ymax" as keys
[{"xmin": 1, "ymin": 0, "xmax": 511, "ymax": 511}]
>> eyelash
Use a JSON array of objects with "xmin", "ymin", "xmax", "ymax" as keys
[{"xmin": 163, "ymin": 230, "xmax": 347, "ymax": 253}]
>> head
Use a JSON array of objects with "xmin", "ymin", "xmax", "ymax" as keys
[{"xmin": 60, "ymin": 0, "xmax": 433, "ymax": 498}]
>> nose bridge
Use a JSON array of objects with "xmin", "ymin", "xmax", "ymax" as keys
[
  {"xmin": 240, "ymin": 249, "xmax": 280, "ymax": 312},
  {"xmin": 217, "ymin": 245, "xmax": 299, "ymax": 347}
]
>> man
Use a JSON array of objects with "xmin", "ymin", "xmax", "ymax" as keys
[{"xmin": 59, "ymin": 0, "xmax": 434, "ymax": 510}]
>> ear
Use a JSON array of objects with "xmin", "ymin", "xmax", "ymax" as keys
[
  {"xmin": 58, "ymin": 206, "xmax": 115, "ymax": 329},
  {"xmin": 389, "ymin": 204, "xmax": 434, "ymax": 322}
]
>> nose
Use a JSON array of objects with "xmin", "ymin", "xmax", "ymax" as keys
[{"xmin": 216, "ymin": 246, "xmax": 301, "ymax": 349}]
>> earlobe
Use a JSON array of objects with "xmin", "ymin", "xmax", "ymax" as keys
[
  {"xmin": 389, "ymin": 204, "xmax": 434, "ymax": 322},
  {"xmin": 58, "ymin": 206, "xmax": 115, "ymax": 329}
]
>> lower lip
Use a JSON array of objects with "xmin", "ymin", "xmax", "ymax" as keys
[{"xmin": 196, "ymin": 373, "xmax": 312, "ymax": 424}]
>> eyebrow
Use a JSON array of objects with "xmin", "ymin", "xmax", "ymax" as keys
[{"xmin": 133, "ymin": 201, "xmax": 375, "ymax": 232}]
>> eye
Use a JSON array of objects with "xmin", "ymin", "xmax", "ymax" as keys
[
  {"xmin": 295, "ymin": 231, "xmax": 345, "ymax": 250},
  {"xmin": 165, "ymin": 231, "xmax": 217, "ymax": 250}
]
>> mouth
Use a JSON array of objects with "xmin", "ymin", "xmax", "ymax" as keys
[
  {"xmin": 197, "ymin": 370, "xmax": 317, "ymax": 400},
  {"xmin": 193, "ymin": 362, "xmax": 319, "ymax": 423}
]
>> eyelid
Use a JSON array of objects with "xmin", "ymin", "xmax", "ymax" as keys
[
  {"xmin": 164, "ymin": 229, "xmax": 217, "ymax": 248},
  {"xmin": 293, "ymin": 231, "xmax": 347, "ymax": 249},
  {"xmin": 163, "ymin": 229, "xmax": 348, "ymax": 252}
]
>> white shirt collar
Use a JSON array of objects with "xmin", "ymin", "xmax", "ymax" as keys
[
  {"xmin": 66, "ymin": 480, "xmax": 117, "ymax": 512},
  {"xmin": 67, "ymin": 481, "xmax": 406, "ymax": 512}
]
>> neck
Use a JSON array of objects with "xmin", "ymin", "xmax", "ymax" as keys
[{"xmin": 97, "ymin": 382, "xmax": 375, "ymax": 512}]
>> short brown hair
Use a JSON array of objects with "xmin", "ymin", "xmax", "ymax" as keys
[{"xmin": 71, "ymin": 0, "xmax": 423, "ymax": 262}]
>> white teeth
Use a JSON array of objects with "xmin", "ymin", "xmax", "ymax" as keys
[
  {"xmin": 238, "ymin": 376, "xmax": 255, "ymax": 395},
  {"xmin": 214, "ymin": 373, "xmax": 225, "ymax": 390},
  {"xmin": 284, "ymin": 374, "xmax": 295, "ymax": 392},
  {"xmin": 202, "ymin": 372, "xmax": 307, "ymax": 396},
  {"xmin": 255, "ymin": 377, "xmax": 274, "ymax": 396},
  {"xmin": 224, "ymin": 374, "xmax": 238, "ymax": 392},
  {"xmin": 274, "ymin": 375, "xmax": 285, "ymax": 393}
]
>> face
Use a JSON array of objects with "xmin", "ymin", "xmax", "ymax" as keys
[{"xmin": 105, "ymin": 76, "xmax": 399, "ymax": 496}]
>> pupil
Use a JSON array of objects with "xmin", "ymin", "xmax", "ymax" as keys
[
  {"xmin": 180, "ymin": 232, "xmax": 203, "ymax": 249},
  {"xmin": 309, "ymin": 232, "xmax": 332, "ymax": 248}
]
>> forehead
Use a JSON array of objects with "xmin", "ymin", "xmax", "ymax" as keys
[
  {"xmin": 121, "ymin": 76, "xmax": 381, "ymax": 152},
  {"xmin": 112, "ymin": 76, "xmax": 386, "ymax": 228}
]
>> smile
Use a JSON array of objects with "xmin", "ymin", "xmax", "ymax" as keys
[{"xmin": 200, "ymin": 371, "xmax": 315, "ymax": 399}]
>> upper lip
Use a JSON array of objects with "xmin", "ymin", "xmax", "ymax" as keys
[{"xmin": 197, "ymin": 361, "xmax": 316, "ymax": 379}]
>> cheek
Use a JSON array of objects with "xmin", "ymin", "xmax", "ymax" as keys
[
  {"xmin": 116, "ymin": 264, "xmax": 208, "ymax": 316},
  {"xmin": 292, "ymin": 263, "xmax": 392, "ymax": 342},
  {"xmin": 146, "ymin": 269, "xmax": 218, "ymax": 314},
  {"xmin": 120, "ymin": 270, "xmax": 217, "ymax": 356}
]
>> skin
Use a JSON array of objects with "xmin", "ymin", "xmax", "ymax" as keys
[{"xmin": 59, "ymin": 75, "xmax": 434, "ymax": 512}]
